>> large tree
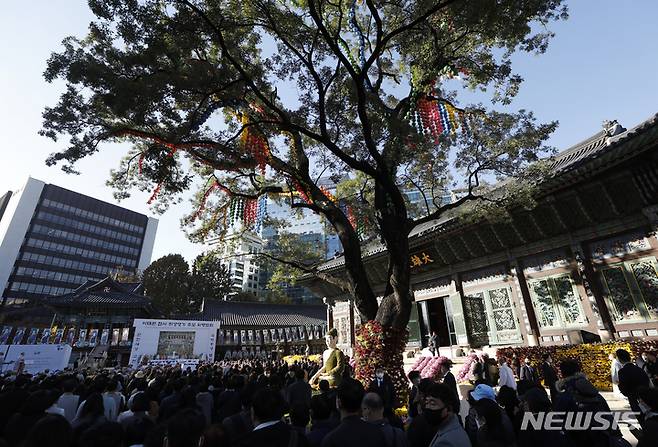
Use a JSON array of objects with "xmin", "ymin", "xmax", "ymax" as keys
[
  {"xmin": 190, "ymin": 251, "xmax": 233, "ymax": 302},
  {"xmin": 143, "ymin": 252, "xmax": 232, "ymax": 314},
  {"xmin": 142, "ymin": 254, "xmax": 192, "ymax": 315},
  {"xmin": 42, "ymin": 0, "xmax": 566, "ymax": 362}
]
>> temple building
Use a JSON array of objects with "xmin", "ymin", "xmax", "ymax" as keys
[
  {"xmin": 1, "ymin": 276, "xmax": 328, "ymax": 365},
  {"xmin": 190, "ymin": 299, "xmax": 327, "ymax": 358},
  {"xmin": 0, "ymin": 276, "xmax": 159, "ymax": 365},
  {"xmin": 302, "ymin": 114, "xmax": 658, "ymax": 357}
]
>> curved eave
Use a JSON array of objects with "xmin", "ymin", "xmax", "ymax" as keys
[{"xmin": 300, "ymin": 113, "xmax": 658, "ymax": 296}]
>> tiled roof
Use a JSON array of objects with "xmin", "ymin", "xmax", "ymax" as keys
[
  {"xmin": 316, "ymin": 112, "xmax": 658, "ymax": 272},
  {"xmin": 46, "ymin": 277, "xmax": 152, "ymax": 310},
  {"xmin": 199, "ymin": 299, "xmax": 326, "ymax": 328},
  {"xmin": 47, "ymin": 291, "xmax": 151, "ymax": 308}
]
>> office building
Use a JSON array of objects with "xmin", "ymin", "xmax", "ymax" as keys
[
  {"xmin": 0, "ymin": 177, "xmax": 158, "ymax": 307},
  {"xmin": 219, "ymin": 230, "xmax": 264, "ymax": 295}
]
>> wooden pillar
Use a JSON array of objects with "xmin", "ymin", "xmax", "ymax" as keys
[
  {"xmin": 571, "ymin": 243, "xmax": 616, "ymax": 341},
  {"xmin": 510, "ymin": 258, "xmax": 541, "ymax": 346},
  {"xmin": 324, "ymin": 298, "xmax": 334, "ymax": 329}
]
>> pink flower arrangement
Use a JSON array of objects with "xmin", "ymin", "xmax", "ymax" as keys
[
  {"xmin": 410, "ymin": 355, "xmax": 451, "ymax": 380},
  {"xmin": 456, "ymin": 352, "xmax": 478, "ymax": 382}
]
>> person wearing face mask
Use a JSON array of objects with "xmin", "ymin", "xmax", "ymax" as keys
[
  {"xmin": 439, "ymin": 361, "xmax": 459, "ymax": 404},
  {"xmin": 368, "ymin": 367, "xmax": 396, "ymax": 412},
  {"xmin": 520, "ymin": 358, "xmax": 538, "ymax": 384},
  {"xmin": 424, "ymin": 383, "xmax": 471, "ymax": 447},
  {"xmin": 407, "ymin": 379, "xmax": 439, "ymax": 447},
  {"xmin": 637, "ymin": 386, "xmax": 658, "ymax": 447},
  {"xmin": 471, "ymin": 391, "xmax": 516, "ymax": 447}
]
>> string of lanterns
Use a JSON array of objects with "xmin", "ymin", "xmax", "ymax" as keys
[
  {"xmin": 123, "ymin": 62, "xmax": 472, "ymax": 239},
  {"xmin": 189, "ymin": 182, "xmax": 220, "ymax": 222},
  {"xmin": 293, "ymin": 180, "xmax": 312, "ymax": 204},
  {"xmin": 348, "ymin": 0, "xmax": 366, "ymax": 70},
  {"xmin": 226, "ymin": 196, "xmax": 266, "ymax": 230},
  {"xmin": 406, "ymin": 79, "xmax": 469, "ymax": 144},
  {"xmin": 240, "ymin": 113, "xmax": 270, "ymax": 175},
  {"xmin": 122, "ymin": 107, "xmax": 270, "ymax": 208}
]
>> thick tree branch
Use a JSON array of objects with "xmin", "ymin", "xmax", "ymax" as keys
[
  {"xmin": 256, "ymin": 252, "xmax": 352, "ymax": 294},
  {"xmin": 212, "ymin": 176, "xmax": 284, "ymax": 200}
]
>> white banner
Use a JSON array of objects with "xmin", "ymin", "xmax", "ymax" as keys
[
  {"xmin": 129, "ymin": 319, "xmax": 220, "ymax": 367},
  {"xmin": 0, "ymin": 344, "xmax": 72, "ymax": 374}
]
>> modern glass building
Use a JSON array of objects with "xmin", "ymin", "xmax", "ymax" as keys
[{"xmin": 0, "ymin": 177, "xmax": 158, "ymax": 307}]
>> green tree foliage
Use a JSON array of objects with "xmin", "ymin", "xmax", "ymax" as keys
[
  {"xmin": 42, "ymin": 0, "xmax": 567, "ymax": 329},
  {"xmin": 231, "ymin": 291, "xmax": 261, "ymax": 303},
  {"xmin": 262, "ymin": 289, "xmax": 293, "ymax": 305},
  {"xmin": 142, "ymin": 254, "xmax": 192, "ymax": 316},
  {"xmin": 143, "ymin": 252, "xmax": 232, "ymax": 315},
  {"xmin": 190, "ymin": 251, "xmax": 233, "ymax": 303}
]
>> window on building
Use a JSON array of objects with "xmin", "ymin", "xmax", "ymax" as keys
[
  {"xmin": 463, "ymin": 287, "xmax": 521, "ymax": 346},
  {"xmin": 600, "ymin": 257, "xmax": 658, "ymax": 323},
  {"xmin": 528, "ymin": 274, "xmax": 586, "ymax": 328}
]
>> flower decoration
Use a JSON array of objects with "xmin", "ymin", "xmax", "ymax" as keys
[
  {"xmin": 282, "ymin": 354, "xmax": 321, "ymax": 366},
  {"xmin": 353, "ymin": 320, "xmax": 409, "ymax": 407},
  {"xmin": 409, "ymin": 355, "xmax": 452, "ymax": 380},
  {"xmin": 394, "ymin": 407, "xmax": 408, "ymax": 419},
  {"xmin": 496, "ymin": 340, "xmax": 658, "ymax": 391},
  {"xmin": 456, "ymin": 352, "xmax": 479, "ymax": 382}
]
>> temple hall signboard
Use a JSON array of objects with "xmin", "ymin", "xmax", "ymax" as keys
[
  {"xmin": 129, "ymin": 319, "xmax": 221, "ymax": 367},
  {"xmin": 409, "ymin": 248, "xmax": 436, "ymax": 269}
]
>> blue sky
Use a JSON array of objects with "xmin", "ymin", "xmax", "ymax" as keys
[{"xmin": 1, "ymin": 1, "xmax": 657, "ymax": 263}]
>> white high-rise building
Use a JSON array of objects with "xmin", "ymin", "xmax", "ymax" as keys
[{"xmin": 218, "ymin": 229, "xmax": 264, "ymax": 296}]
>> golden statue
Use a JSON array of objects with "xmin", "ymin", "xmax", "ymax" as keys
[{"xmin": 311, "ymin": 328, "xmax": 345, "ymax": 387}]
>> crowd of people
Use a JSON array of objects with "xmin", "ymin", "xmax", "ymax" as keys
[
  {"xmin": 1, "ymin": 349, "xmax": 658, "ymax": 447},
  {"xmin": 408, "ymin": 348, "xmax": 658, "ymax": 447}
]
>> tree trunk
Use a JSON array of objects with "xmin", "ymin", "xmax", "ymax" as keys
[
  {"xmin": 373, "ymin": 179, "xmax": 413, "ymax": 330},
  {"xmin": 352, "ymin": 178, "xmax": 413, "ymax": 407},
  {"xmin": 329, "ymin": 208, "xmax": 378, "ymax": 321}
]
